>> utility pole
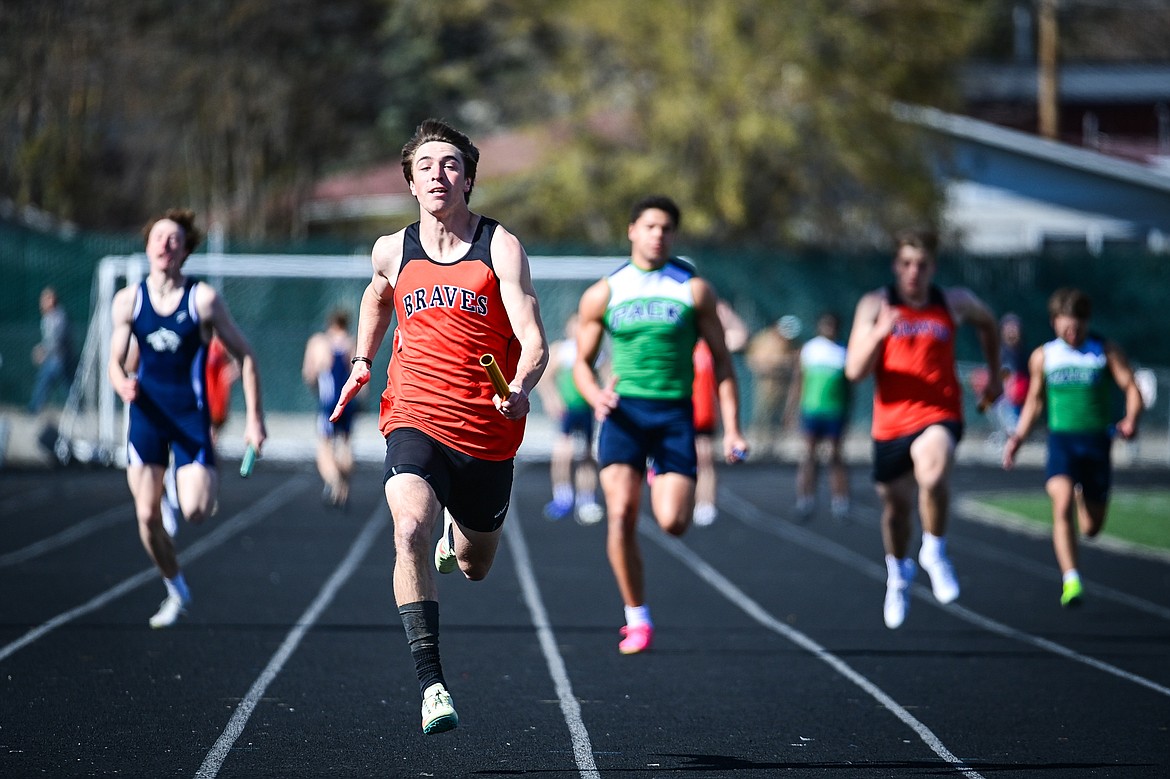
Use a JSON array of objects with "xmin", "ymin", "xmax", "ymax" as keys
[{"xmin": 1037, "ymin": 0, "xmax": 1060, "ymax": 140}]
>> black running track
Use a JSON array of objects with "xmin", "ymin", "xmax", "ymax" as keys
[{"xmin": 2, "ymin": 458, "xmax": 1168, "ymax": 778}]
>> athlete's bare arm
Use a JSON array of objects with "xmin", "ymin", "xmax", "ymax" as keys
[
  {"xmin": 693, "ymin": 279, "xmax": 748, "ymax": 462},
  {"xmin": 845, "ymin": 289, "xmax": 898, "ymax": 381},
  {"xmin": 573, "ymin": 279, "xmax": 617, "ymax": 421},
  {"xmin": 1106, "ymin": 340, "xmax": 1143, "ymax": 439},
  {"xmin": 491, "ymin": 225, "xmax": 548, "ymax": 420},
  {"xmin": 197, "ymin": 283, "xmax": 267, "ymax": 452},
  {"xmin": 108, "ymin": 286, "xmax": 140, "ymax": 404},
  {"xmin": 331, "ymin": 232, "xmax": 402, "ymax": 422},
  {"xmin": 946, "ymin": 286, "xmax": 1003, "ymax": 405},
  {"xmin": 1003, "ymin": 346, "xmax": 1047, "ymax": 468},
  {"xmin": 301, "ymin": 333, "xmax": 327, "ymax": 386}
]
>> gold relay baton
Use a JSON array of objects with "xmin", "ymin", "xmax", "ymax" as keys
[{"xmin": 479, "ymin": 354, "xmax": 512, "ymax": 399}]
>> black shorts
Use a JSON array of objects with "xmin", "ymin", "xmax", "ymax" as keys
[
  {"xmin": 872, "ymin": 420, "xmax": 963, "ymax": 484},
  {"xmin": 383, "ymin": 428, "xmax": 514, "ymax": 532}
]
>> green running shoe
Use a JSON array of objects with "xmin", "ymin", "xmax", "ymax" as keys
[{"xmin": 1061, "ymin": 577, "xmax": 1084, "ymax": 608}]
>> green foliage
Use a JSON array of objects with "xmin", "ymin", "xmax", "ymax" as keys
[{"xmin": 488, "ymin": 0, "xmax": 995, "ymax": 247}]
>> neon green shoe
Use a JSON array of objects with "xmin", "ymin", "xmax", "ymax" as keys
[{"xmin": 1060, "ymin": 577, "xmax": 1084, "ymax": 608}]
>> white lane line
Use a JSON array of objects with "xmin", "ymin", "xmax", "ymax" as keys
[
  {"xmin": 0, "ymin": 504, "xmax": 127, "ymax": 568},
  {"xmin": 0, "ymin": 479, "xmax": 307, "ymax": 663},
  {"xmin": 721, "ymin": 491, "xmax": 1170, "ymax": 699},
  {"xmin": 504, "ymin": 510, "xmax": 600, "ymax": 779},
  {"xmin": 642, "ymin": 523, "xmax": 985, "ymax": 779},
  {"xmin": 196, "ymin": 505, "xmax": 389, "ymax": 779}
]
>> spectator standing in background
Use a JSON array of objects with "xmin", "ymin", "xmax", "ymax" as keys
[
  {"xmin": 746, "ymin": 315, "xmax": 801, "ymax": 456},
  {"xmin": 28, "ymin": 286, "xmax": 72, "ymax": 414}
]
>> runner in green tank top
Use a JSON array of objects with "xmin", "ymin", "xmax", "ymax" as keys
[
  {"xmin": 787, "ymin": 311, "xmax": 852, "ymax": 520},
  {"xmin": 535, "ymin": 314, "xmax": 602, "ymax": 524},
  {"xmin": 1003, "ymin": 288, "xmax": 1143, "ymax": 607},
  {"xmin": 573, "ymin": 195, "xmax": 748, "ymax": 655}
]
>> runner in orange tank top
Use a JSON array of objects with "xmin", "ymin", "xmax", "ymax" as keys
[
  {"xmin": 329, "ymin": 119, "xmax": 548, "ymax": 736},
  {"xmin": 845, "ymin": 228, "xmax": 1001, "ymax": 630}
]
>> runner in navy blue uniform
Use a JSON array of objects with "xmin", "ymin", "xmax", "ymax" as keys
[
  {"xmin": 108, "ymin": 209, "xmax": 267, "ymax": 628},
  {"xmin": 303, "ymin": 308, "xmax": 359, "ymax": 508}
]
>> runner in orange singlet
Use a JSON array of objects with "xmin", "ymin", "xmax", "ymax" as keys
[
  {"xmin": 845, "ymin": 229, "xmax": 1001, "ymax": 630},
  {"xmin": 330, "ymin": 119, "xmax": 547, "ymax": 736},
  {"xmin": 205, "ymin": 336, "xmax": 238, "ymax": 446}
]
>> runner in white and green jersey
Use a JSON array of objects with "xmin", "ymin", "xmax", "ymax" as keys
[
  {"xmin": 792, "ymin": 312, "xmax": 851, "ymax": 520},
  {"xmin": 1003, "ymin": 288, "xmax": 1143, "ymax": 608},
  {"xmin": 573, "ymin": 195, "xmax": 748, "ymax": 655}
]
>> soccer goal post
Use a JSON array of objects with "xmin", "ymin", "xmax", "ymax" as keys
[{"xmin": 57, "ymin": 252, "xmax": 625, "ymax": 466}]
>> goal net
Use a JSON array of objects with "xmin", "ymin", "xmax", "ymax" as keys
[{"xmin": 57, "ymin": 252, "xmax": 625, "ymax": 466}]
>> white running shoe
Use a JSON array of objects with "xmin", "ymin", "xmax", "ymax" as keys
[
  {"xmin": 421, "ymin": 682, "xmax": 459, "ymax": 734},
  {"xmin": 149, "ymin": 594, "xmax": 188, "ymax": 629},
  {"xmin": 575, "ymin": 501, "xmax": 604, "ymax": 526},
  {"xmin": 434, "ymin": 512, "xmax": 458, "ymax": 574},
  {"xmin": 693, "ymin": 503, "xmax": 717, "ymax": 527},
  {"xmin": 883, "ymin": 558, "xmax": 916, "ymax": 630},
  {"xmin": 919, "ymin": 551, "xmax": 960, "ymax": 604},
  {"xmin": 795, "ymin": 496, "xmax": 814, "ymax": 519},
  {"xmin": 830, "ymin": 497, "xmax": 850, "ymax": 521}
]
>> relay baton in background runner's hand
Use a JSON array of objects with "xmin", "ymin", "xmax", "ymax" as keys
[
  {"xmin": 240, "ymin": 444, "xmax": 257, "ymax": 478},
  {"xmin": 480, "ymin": 354, "xmax": 512, "ymax": 400}
]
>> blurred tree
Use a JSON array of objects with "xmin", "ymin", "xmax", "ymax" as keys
[
  {"xmin": 488, "ymin": 0, "xmax": 996, "ymax": 248},
  {"xmin": 0, "ymin": 0, "xmax": 387, "ymax": 238}
]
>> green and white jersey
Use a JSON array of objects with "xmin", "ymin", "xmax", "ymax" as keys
[
  {"xmin": 799, "ymin": 335, "xmax": 849, "ymax": 418},
  {"xmin": 553, "ymin": 339, "xmax": 590, "ymax": 412},
  {"xmin": 1043, "ymin": 335, "xmax": 1112, "ymax": 433},
  {"xmin": 604, "ymin": 259, "xmax": 697, "ymax": 400}
]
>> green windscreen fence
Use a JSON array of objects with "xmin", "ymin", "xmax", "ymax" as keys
[{"xmin": 3, "ymin": 218, "xmax": 1167, "ymax": 459}]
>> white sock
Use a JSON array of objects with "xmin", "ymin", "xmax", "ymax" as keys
[
  {"xmin": 1062, "ymin": 569, "xmax": 1081, "ymax": 585},
  {"xmin": 921, "ymin": 532, "xmax": 946, "ymax": 560},
  {"xmin": 553, "ymin": 484, "xmax": 573, "ymax": 504},
  {"xmin": 624, "ymin": 604, "xmax": 652, "ymax": 628},
  {"xmin": 885, "ymin": 555, "xmax": 906, "ymax": 583},
  {"xmin": 165, "ymin": 573, "xmax": 190, "ymax": 603}
]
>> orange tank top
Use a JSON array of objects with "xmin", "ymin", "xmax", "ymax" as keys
[
  {"xmin": 378, "ymin": 217, "xmax": 524, "ymax": 459},
  {"xmin": 871, "ymin": 285, "xmax": 962, "ymax": 440}
]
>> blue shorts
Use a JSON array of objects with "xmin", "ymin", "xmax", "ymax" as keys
[
  {"xmin": 318, "ymin": 403, "xmax": 356, "ymax": 438},
  {"xmin": 598, "ymin": 397, "xmax": 696, "ymax": 478},
  {"xmin": 560, "ymin": 407, "xmax": 594, "ymax": 440},
  {"xmin": 801, "ymin": 413, "xmax": 846, "ymax": 440},
  {"xmin": 127, "ymin": 397, "xmax": 215, "ymax": 469},
  {"xmin": 872, "ymin": 420, "xmax": 963, "ymax": 484},
  {"xmin": 383, "ymin": 428, "xmax": 514, "ymax": 532},
  {"xmin": 1046, "ymin": 431, "xmax": 1112, "ymax": 502}
]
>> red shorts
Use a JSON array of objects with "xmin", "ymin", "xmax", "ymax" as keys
[{"xmin": 692, "ymin": 341, "xmax": 717, "ymax": 434}]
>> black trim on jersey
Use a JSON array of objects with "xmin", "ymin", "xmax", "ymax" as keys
[{"xmin": 399, "ymin": 216, "xmax": 499, "ymax": 276}]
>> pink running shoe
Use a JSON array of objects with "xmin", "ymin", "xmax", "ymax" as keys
[{"xmin": 618, "ymin": 624, "xmax": 654, "ymax": 654}]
